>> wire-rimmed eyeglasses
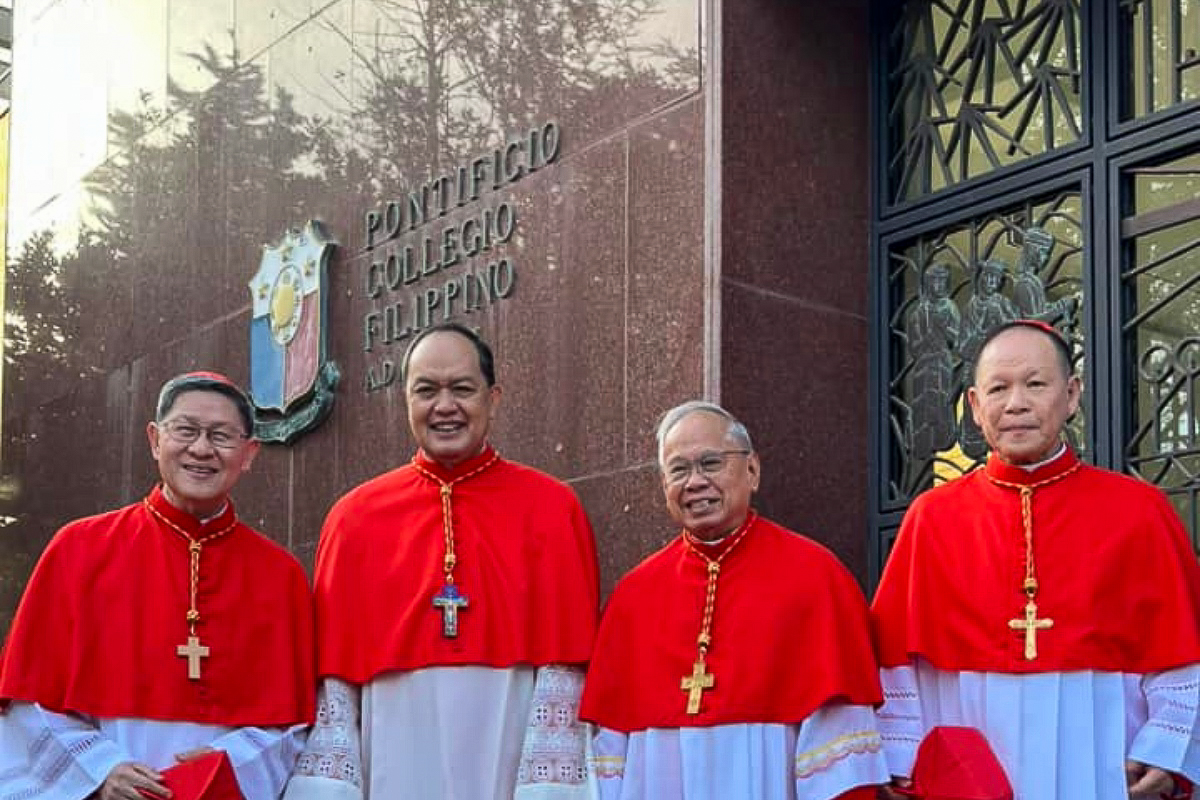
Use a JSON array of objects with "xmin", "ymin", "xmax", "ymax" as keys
[
  {"xmin": 663, "ymin": 450, "xmax": 751, "ymax": 485},
  {"xmin": 157, "ymin": 420, "xmax": 249, "ymax": 450}
]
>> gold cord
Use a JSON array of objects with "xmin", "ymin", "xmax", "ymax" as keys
[
  {"xmin": 144, "ymin": 499, "xmax": 237, "ymax": 636},
  {"xmin": 984, "ymin": 462, "xmax": 1079, "ymax": 600},
  {"xmin": 985, "ymin": 460, "xmax": 1080, "ymax": 659},
  {"xmin": 681, "ymin": 514, "xmax": 756, "ymax": 662},
  {"xmin": 411, "ymin": 453, "xmax": 500, "ymax": 586}
]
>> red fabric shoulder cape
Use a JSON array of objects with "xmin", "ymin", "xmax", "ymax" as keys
[
  {"xmin": 0, "ymin": 487, "xmax": 315, "ymax": 726},
  {"xmin": 315, "ymin": 447, "xmax": 599, "ymax": 684},
  {"xmin": 580, "ymin": 514, "xmax": 882, "ymax": 733},
  {"xmin": 872, "ymin": 448, "xmax": 1200, "ymax": 673}
]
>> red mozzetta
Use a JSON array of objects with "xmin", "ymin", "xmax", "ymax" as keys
[
  {"xmin": 0, "ymin": 486, "xmax": 315, "ymax": 726},
  {"xmin": 316, "ymin": 446, "xmax": 599, "ymax": 682},
  {"xmin": 873, "ymin": 447, "xmax": 1200, "ymax": 673},
  {"xmin": 581, "ymin": 514, "xmax": 882, "ymax": 733}
]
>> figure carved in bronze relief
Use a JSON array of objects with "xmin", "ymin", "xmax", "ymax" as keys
[
  {"xmin": 958, "ymin": 259, "xmax": 1019, "ymax": 458},
  {"xmin": 906, "ymin": 264, "xmax": 961, "ymax": 460}
]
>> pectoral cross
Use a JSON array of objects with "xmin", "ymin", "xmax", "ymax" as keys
[
  {"xmin": 1009, "ymin": 599, "xmax": 1053, "ymax": 660},
  {"xmin": 433, "ymin": 584, "xmax": 469, "ymax": 638},
  {"xmin": 176, "ymin": 635, "xmax": 210, "ymax": 680},
  {"xmin": 680, "ymin": 658, "xmax": 714, "ymax": 714}
]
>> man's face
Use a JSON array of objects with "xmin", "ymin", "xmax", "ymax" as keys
[
  {"xmin": 405, "ymin": 331, "xmax": 501, "ymax": 469},
  {"xmin": 981, "ymin": 268, "xmax": 1003, "ymax": 293},
  {"xmin": 147, "ymin": 390, "xmax": 259, "ymax": 518},
  {"xmin": 660, "ymin": 411, "xmax": 760, "ymax": 541},
  {"xmin": 967, "ymin": 327, "xmax": 1080, "ymax": 465},
  {"xmin": 927, "ymin": 269, "xmax": 949, "ymax": 299}
]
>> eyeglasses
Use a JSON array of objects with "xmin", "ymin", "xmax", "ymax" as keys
[
  {"xmin": 663, "ymin": 450, "xmax": 751, "ymax": 485},
  {"xmin": 158, "ymin": 420, "xmax": 249, "ymax": 450}
]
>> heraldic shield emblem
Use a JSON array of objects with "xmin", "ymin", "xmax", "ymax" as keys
[{"xmin": 248, "ymin": 220, "xmax": 339, "ymax": 444}]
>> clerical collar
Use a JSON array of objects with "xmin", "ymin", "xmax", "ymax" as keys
[
  {"xmin": 985, "ymin": 444, "xmax": 1077, "ymax": 487},
  {"xmin": 146, "ymin": 485, "xmax": 238, "ymax": 537},
  {"xmin": 1016, "ymin": 442, "xmax": 1067, "ymax": 472},
  {"xmin": 413, "ymin": 444, "xmax": 499, "ymax": 482},
  {"xmin": 684, "ymin": 512, "xmax": 757, "ymax": 560},
  {"xmin": 198, "ymin": 503, "xmax": 229, "ymax": 524}
]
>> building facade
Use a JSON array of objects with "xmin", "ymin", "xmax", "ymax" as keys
[{"xmin": 3, "ymin": 0, "xmax": 1195, "ymax": 627}]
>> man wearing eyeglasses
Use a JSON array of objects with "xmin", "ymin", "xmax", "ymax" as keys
[
  {"xmin": 0, "ymin": 371, "xmax": 315, "ymax": 800},
  {"xmin": 579, "ymin": 401, "xmax": 888, "ymax": 800}
]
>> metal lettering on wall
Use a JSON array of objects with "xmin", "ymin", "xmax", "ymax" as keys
[{"xmin": 358, "ymin": 122, "xmax": 560, "ymax": 395}]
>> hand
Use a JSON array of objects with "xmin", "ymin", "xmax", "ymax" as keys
[
  {"xmin": 1125, "ymin": 760, "xmax": 1174, "ymax": 798},
  {"xmin": 173, "ymin": 746, "xmax": 216, "ymax": 763},
  {"xmin": 98, "ymin": 762, "xmax": 171, "ymax": 800},
  {"xmin": 877, "ymin": 777, "xmax": 913, "ymax": 800}
]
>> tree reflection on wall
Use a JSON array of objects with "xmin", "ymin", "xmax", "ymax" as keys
[{"xmin": 0, "ymin": 0, "xmax": 698, "ymax": 628}]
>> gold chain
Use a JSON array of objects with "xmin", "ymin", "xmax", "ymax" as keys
[
  {"xmin": 143, "ymin": 499, "xmax": 237, "ymax": 634},
  {"xmin": 681, "ymin": 513, "xmax": 756, "ymax": 660},
  {"xmin": 411, "ymin": 452, "xmax": 500, "ymax": 585},
  {"xmin": 984, "ymin": 462, "xmax": 1080, "ymax": 601}
]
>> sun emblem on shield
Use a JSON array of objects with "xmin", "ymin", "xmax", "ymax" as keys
[{"xmin": 247, "ymin": 221, "xmax": 340, "ymax": 444}]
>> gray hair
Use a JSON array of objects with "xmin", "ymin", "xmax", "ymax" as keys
[
  {"xmin": 655, "ymin": 400, "xmax": 753, "ymax": 466},
  {"xmin": 156, "ymin": 371, "xmax": 255, "ymax": 435}
]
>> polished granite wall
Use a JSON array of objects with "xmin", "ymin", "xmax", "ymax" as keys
[
  {"xmin": 0, "ymin": 0, "xmax": 868, "ymax": 629},
  {"xmin": 720, "ymin": 0, "xmax": 871, "ymax": 582}
]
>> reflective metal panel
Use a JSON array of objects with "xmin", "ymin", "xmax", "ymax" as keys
[
  {"xmin": 884, "ymin": 191, "xmax": 1085, "ymax": 508},
  {"xmin": 886, "ymin": 0, "xmax": 1083, "ymax": 204},
  {"xmin": 1122, "ymin": 148, "xmax": 1200, "ymax": 547}
]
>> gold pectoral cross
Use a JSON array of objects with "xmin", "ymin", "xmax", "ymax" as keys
[
  {"xmin": 176, "ymin": 635, "xmax": 210, "ymax": 680},
  {"xmin": 680, "ymin": 658, "xmax": 714, "ymax": 714},
  {"xmin": 1009, "ymin": 599, "xmax": 1053, "ymax": 660}
]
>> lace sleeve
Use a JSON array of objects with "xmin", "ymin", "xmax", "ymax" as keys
[
  {"xmin": 514, "ymin": 665, "xmax": 589, "ymax": 798},
  {"xmin": 283, "ymin": 678, "xmax": 363, "ymax": 800},
  {"xmin": 1130, "ymin": 664, "xmax": 1200, "ymax": 783}
]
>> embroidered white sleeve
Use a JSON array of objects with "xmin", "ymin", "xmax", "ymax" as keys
[
  {"xmin": 514, "ymin": 665, "xmax": 589, "ymax": 799},
  {"xmin": 282, "ymin": 679, "xmax": 363, "ymax": 800},
  {"xmin": 795, "ymin": 704, "xmax": 888, "ymax": 799},
  {"xmin": 587, "ymin": 728, "xmax": 626, "ymax": 800},
  {"xmin": 1130, "ymin": 664, "xmax": 1200, "ymax": 783},
  {"xmin": 210, "ymin": 725, "xmax": 307, "ymax": 800},
  {"xmin": 0, "ymin": 703, "xmax": 133, "ymax": 800},
  {"xmin": 877, "ymin": 664, "xmax": 923, "ymax": 778}
]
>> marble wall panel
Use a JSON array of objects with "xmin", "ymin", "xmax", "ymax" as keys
[
  {"xmin": 490, "ymin": 139, "xmax": 627, "ymax": 478},
  {"xmin": 627, "ymin": 97, "xmax": 707, "ymax": 464},
  {"xmin": 234, "ymin": 0, "xmax": 326, "ymax": 63},
  {"xmin": 9, "ymin": 0, "xmax": 108, "ymax": 225},
  {"xmin": 168, "ymin": 0, "xmax": 235, "ymax": 96},
  {"xmin": 571, "ymin": 463, "xmax": 671, "ymax": 600},
  {"xmin": 0, "ymin": 0, "xmax": 718, "ymax": 626},
  {"xmin": 720, "ymin": 0, "xmax": 869, "ymax": 316},
  {"xmin": 106, "ymin": 0, "xmax": 169, "ymax": 119},
  {"xmin": 720, "ymin": 285, "xmax": 870, "ymax": 583}
]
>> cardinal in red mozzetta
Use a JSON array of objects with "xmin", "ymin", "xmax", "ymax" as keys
[
  {"xmin": 0, "ymin": 371, "xmax": 314, "ymax": 800},
  {"xmin": 282, "ymin": 324, "xmax": 599, "ymax": 800},
  {"xmin": 581, "ymin": 400, "xmax": 889, "ymax": 800},
  {"xmin": 873, "ymin": 320, "xmax": 1200, "ymax": 800}
]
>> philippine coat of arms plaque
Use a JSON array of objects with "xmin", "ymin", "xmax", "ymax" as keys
[{"xmin": 247, "ymin": 220, "xmax": 339, "ymax": 443}]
